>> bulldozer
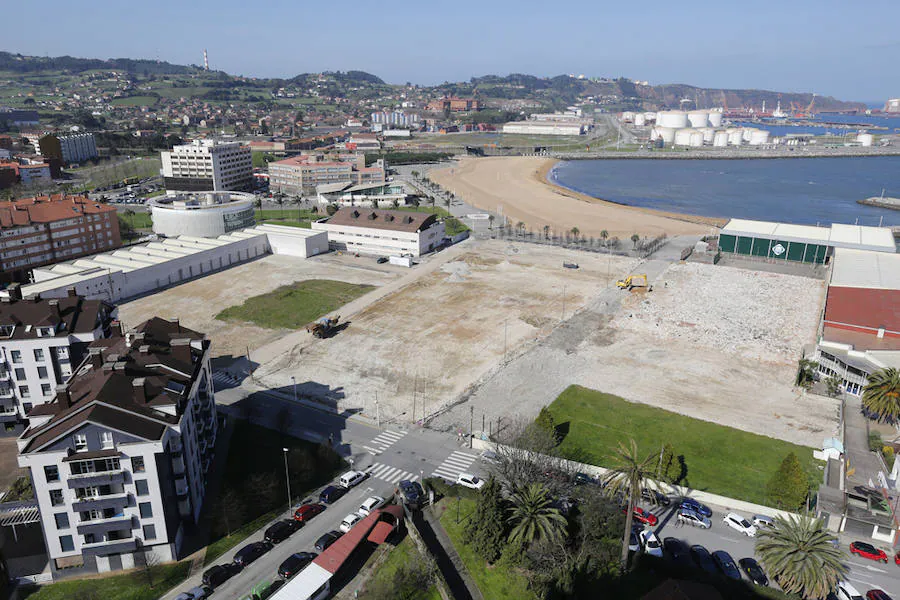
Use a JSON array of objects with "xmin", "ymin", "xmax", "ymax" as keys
[
  {"xmin": 615, "ymin": 274, "xmax": 648, "ymax": 290},
  {"xmin": 306, "ymin": 315, "xmax": 341, "ymax": 338}
]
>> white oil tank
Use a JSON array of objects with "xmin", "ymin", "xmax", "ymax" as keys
[
  {"xmin": 634, "ymin": 113, "xmax": 646, "ymax": 127},
  {"xmin": 658, "ymin": 111, "xmax": 689, "ymax": 129},
  {"xmin": 858, "ymin": 133, "xmax": 874, "ymax": 146},
  {"xmin": 742, "ymin": 128, "xmax": 755, "ymax": 142},
  {"xmin": 689, "ymin": 130, "xmax": 704, "ymax": 147},
  {"xmin": 713, "ymin": 130, "xmax": 729, "ymax": 147},
  {"xmin": 653, "ymin": 126, "xmax": 676, "ymax": 145},
  {"xmin": 728, "ymin": 128, "xmax": 744, "ymax": 146},
  {"xmin": 749, "ymin": 129, "xmax": 770, "ymax": 145},
  {"xmin": 688, "ymin": 111, "xmax": 709, "ymax": 128},
  {"xmin": 621, "ymin": 111, "xmax": 635, "ymax": 123},
  {"xmin": 644, "ymin": 112, "xmax": 657, "ymax": 123},
  {"xmin": 674, "ymin": 128, "xmax": 694, "ymax": 146},
  {"xmin": 708, "ymin": 110, "xmax": 723, "ymax": 127},
  {"xmin": 700, "ymin": 127, "xmax": 716, "ymax": 143}
]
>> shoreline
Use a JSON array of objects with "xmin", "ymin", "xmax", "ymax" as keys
[{"xmin": 551, "ymin": 147, "xmax": 900, "ymax": 161}]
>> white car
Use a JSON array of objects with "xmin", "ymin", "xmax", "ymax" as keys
[
  {"xmin": 752, "ymin": 514, "xmax": 775, "ymax": 529},
  {"xmin": 723, "ymin": 512, "xmax": 758, "ymax": 537},
  {"xmin": 836, "ymin": 581, "xmax": 864, "ymax": 600},
  {"xmin": 456, "ymin": 473, "xmax": 485, "ymax": 490},
  {"xmin": 639, "ymin": 530, "xmax": 663, "ymax": 557},
  {"xmin": 339, "ymin": 513, "xmax": 362, "ymax": 533},
  {"xmin": 358, "ymin": 496, "xmax": 386, "ymax": 517},
  {"xmin": 339, "ymin": 470, "xmax": 367, "ymax": 488}
]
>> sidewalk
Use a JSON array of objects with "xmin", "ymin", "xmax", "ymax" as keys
[{"xmin": 844, "ymin": 396, "xmax": 887, "ymax": 490}]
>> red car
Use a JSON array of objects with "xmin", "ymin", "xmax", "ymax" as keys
[
  {"xmin": 293, "ymin": 503, "xmax": 325, "ymax": 523},
  {"xmin": 624, "ymin": 506, "xmax": 658, "ymax": 526},
  {"xmin": 849, "ymin": 541, "xmax": 888, "ymax": 563},
  {"xmin": 895, "ymin": 551, "xmax": 900, "ymax": 565},
  {"xmin": 867, "ymin": 590, "xmax": 893, "ymax": 600}
]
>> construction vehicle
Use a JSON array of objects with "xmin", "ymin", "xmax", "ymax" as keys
[
  {"xmin": 306, "ymin": 315, "xmax": 341, "ymax": 338},
  {"xmin": 616, "ymin": 274, "xmax": 648, "ymax": 290}
]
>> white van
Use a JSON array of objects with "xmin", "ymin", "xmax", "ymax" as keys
[{"xmin": 339, "ymin": 470, "xmax": 366, "ymax": 488}]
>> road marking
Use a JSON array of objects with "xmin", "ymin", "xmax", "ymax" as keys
[
  {"xmin": 432, "ymin": 450, "xmax": 479, "ymax": 481},
  {"xmin": 362, "ymin": 445, "xmax": 380, "ymax": 456},
  {"xmin": 364, "ymin": 462, "xmax": 416, "ymax": 484},
  {"xmin": 863, "ymin": 564, "xmax": 888, "ymax": 573},
  {"xmin": 364, "ymin": 430, "xmax": 408, "ymax": 455}
]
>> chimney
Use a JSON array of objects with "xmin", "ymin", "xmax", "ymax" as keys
[
  {"xmin": 138, "ymin": 345, "xmax": 150, "ymax": 354},
  {"xmin": 88, "ymin": 346, "xmax": 104, "ymax": 368},
  {"xmin": 7, "ymin": 283, "xmax": 22, "ymax": 301},
  {"xmin": 56, "ymin": 385, "xmax": 72, "ymax": 408},
  {"xmin": 170, "ymin": 338, "xmax": 192, "ymax": 364},
  {"xmin": 172, "ymin": 318, "xmax": 181, "ymax": 333},
  {"xmin": 66, "ymin": 287, "xmax": 77, "ymax": 298},
  {"xmin": 48, "ymin": 299, "xmax": 61, "ymax": 318},
  {"xmin": 132, "ymin": 378, "xmax": 147, "ymax": 403},
  {"xmin": 878, "ymin": 327, "xmax": 886, "ymax": 339}
]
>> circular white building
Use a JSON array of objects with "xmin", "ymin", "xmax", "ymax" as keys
[{"xmin": 150, "ymin": 191, "xmax": 257, "ymax": 238}]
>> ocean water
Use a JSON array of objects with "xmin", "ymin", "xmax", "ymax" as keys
[{"xmin": 549, "ymin": 157, "xmax": 900, "ymax": 227}]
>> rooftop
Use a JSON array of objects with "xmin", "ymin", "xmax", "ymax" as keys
[
  {"xmin": 0, "ymin": 291, "xmax": 112, "ymax": 341},
  {"xmin": 0, "ymin": 195, "xmax": 116, "ymax": 229},
  {"xmin": 323, "ymin": 207, "xmax": 437, "ymax": 233},
  {"xmin": 722, "ymin": 219, "xmax": 896, "ymax": 253},
  {"xmin": 830, "ymin": 248, "xmax": 900, "ymax": 290}
]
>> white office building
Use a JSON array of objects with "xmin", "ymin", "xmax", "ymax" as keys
[
  {"xmin": 311, "ymin": 207, "xmax": 445, "ymax": 257},
  {"xmin": 161, "ymin": 140, "xmax": 253, "ymax": 192}
]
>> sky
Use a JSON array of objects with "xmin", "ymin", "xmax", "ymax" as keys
[{"xmin": 5, "ymin": 0, "xmax": 898, "ymax": 102}]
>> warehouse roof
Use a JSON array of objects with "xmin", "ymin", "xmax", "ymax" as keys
[
  {"xmin": 830, "ymin": 248, "xmax": 900, "ymax": 290},
  {"xmin": 722, "ymin": 219, "xmax": 896, "ymax": 253}
]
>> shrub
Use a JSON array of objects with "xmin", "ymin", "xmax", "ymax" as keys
[
  {"xmin": 869, "ymin": 431, "xmax": 884, "ymax": 452},
  {"xmin": 883, "ymin": 446, "xmax": 895, "ymax": 466},
  {"xmin": 767, "ymin": 452, "xmax": 808, "ymax": 510}
]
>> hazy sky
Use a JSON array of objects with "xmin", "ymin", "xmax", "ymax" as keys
[{"xmin": 6, "ymin": 0, "xmax": 898, "ymax": 102}]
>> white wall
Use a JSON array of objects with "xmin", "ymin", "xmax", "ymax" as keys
[{"xmin": 311, "ymin": 221, "xmax": 445, "ymax": 257}]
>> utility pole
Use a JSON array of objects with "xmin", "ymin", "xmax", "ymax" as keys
[
  {"xmin": 282, "ymin": 448, "xmax": 291, "ymax": 517},
  {"xmin": 375, "ymin": 393, "xmax": 380, "ymax": 428},
  {"xmin": 290, "ymin": 376, "xmax": 297, "ymax": 403},
  {"xmin": 469, "ymin": 405, "xmax": 474, "ymax": 449}
]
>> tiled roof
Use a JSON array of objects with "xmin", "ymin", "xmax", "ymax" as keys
[
  {"xmin": 0, "ymin": 294, "xmax": 112, "ymax": 341},
  {"xmin": 324, "ymin": 207, "xmax": 437, "ymax": 233},
  {"xmin": 0, "ymin": 194, "xmax": 116, "ymax": 229},
  {"xmin": 824, "ymin": 287, "xmax": 900, "ymax": 338}
]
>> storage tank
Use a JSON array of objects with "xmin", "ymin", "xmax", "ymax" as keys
[
  {"xmin": 749, "ymin": 129, "xmax": 770, "ymax": 146},
  {"xmin": 700, "ymin": 127, "xmax": 716, "ymax": 143},
  {"xmin": 858, "ymin": 133, "xmax": 874, "ymax": 147},
  {"xmin": 621, "ymin": 111, "xmax": 635, "ymax": 123},
  {"xmin": 634, "ymin": 113, "xmax": 646, "ymax": 127},
  {"xmin": 742, "ymin": 128, "xmax": 755, "ymax": 142},
  {"xmin": 653, "ymin": 126, "xmax": 676, "ymax": 145},
  {"xmin": 658, "ymin": 111, "xmax": 689, "ymax": 129},
  {"xmin": 674, "ymin": 128, "xmax": 694, "ymax": 146},
  {"xmin": 713, "ymin": 130, "xmax": 729, "ymax": 147},
  {"xmin": 728, "ymin": 128, "xmax": 744, "ymax": 146},
  {"xmin": 644, "ymin": 112, "xmax": 657, "ymax": 123},
  {"xmin": 688, "ymin": 111, "xmax": 709, "ymax": 128},
  {"xmin": 708, "ymin": 110, "xmax": 723, "ymax": 127},
  {"xmin": 689, "ymin": 130, "xmax": 704, "ymax": 147}
]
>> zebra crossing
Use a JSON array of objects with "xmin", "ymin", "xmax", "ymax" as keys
[
  {"xmin": 362, "ymin": 429, "xmax": 406, "ymax": 456},
  {"xmin": 212, "ymin": 371, "xmax": 240, "ymax": 388},
  {"xmin": 365, "ymin": 462, "xmax": 420, "ymax": 485},
  {"xmin": 432, "ymin": 450, "xmax": 479, "ymax": 481}
]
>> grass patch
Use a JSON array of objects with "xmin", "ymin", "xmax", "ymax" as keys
[
  {"xmin": 21, "ymin": 561, "xmax": 190, "ymax": 600},
  {"xmin": 3, "ymin": 476, "xmax": 34, "ymax": 501},
  {"xmin": 110, "ymin": 95, "xmax": 157, "ymax": 107},
  {"xmin": 545, "ymin": 386, "xmax": 821, "ymax": 507},
  {"xmin": 360, "ymin": 536, "xmax": 441, "ymax": 600},
  {"xmin": 216, "ymin": 280, "xmax": 374, "ymax": 329},
  {"xmin": 254, "ymin": 208, "xmax": 321, "ymax": 228},
  {"xmin": 260, "ymin": 219, "xmax": 311, "ymax": 229},
  {"xmin": 394, "ymin": 205, "xmax": 470, "ymax": 236},
  {"xmin": 204, "ymin": 508, "xmax": 280, "ymax": 566},
  {"xmin": 118, "ymin": 212, "xmax": 153, "ymax": 229},
  {"xmin": 438, "ymin": 497, "xmax": 536, "ymax": 600}
]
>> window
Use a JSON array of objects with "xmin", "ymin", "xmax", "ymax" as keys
[
  {"xmin": 59, "ymin": 535, "xmax": 74, "ymax": 552},
  {"xmin": 142, "ymin": 524, "xmax": 156, "ymax": 541},
  {"xmin": 14, "ymin": 368, "xmax": 25, "ymax": 380},
  {"xmin": 44, "ymin": 465, "xmax": 59, "ymax": 482},
  {"xmin": 131, "ymin": 456, "xmax": 145, "ymax": 473},
  {"xmin": 18, "ymin": 386, "xmax": 29, "ymax": 398},
  {"xmin": 37, "ymin": 366, "xmax": 48, "ymax": 379},
  {"xmin": 139, "ymin": 502, "xmax": 153, "ymax": 519},
  {"xmin": 74, "ymin": 434, "xmax": 87, "ymax": 452},
  {"xmin": 49, "ymin": 489, "xmax": 64, "ymax": 507},
  {"xmin": 33, "ymin": 348, "xmax": 45, "ymax": 361},
  {"xmin": 10, "ymin": 350, "xmax": 21, "ymax": 364},
  {"xmin": 135, "ymin": 480, "xmax": 149, "ymax": 496},
  {"xmin": 100, "ymin": 431, "xmax": 114, "ymax": 449},
  {"xmin": 54, "ymin": 513, "xmax": 69, "ymax": 529},
  {"xmin": 41, "ymin": 384, "xmax": 52, "ymax": 396}
]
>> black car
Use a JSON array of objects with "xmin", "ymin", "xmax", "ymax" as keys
[
  {"xmin": 690, "ymin": 545, "xmax": 718, "ymax": 574},
  {"xmin": 314, "ymin": 530, "xmax": 342, "ymax": 552},
  {"xmin": 319, "ymin": 485, "xmax": 348, "ymax": 505},
  {"xmin": 278, "ymin": 552, "xmax": 318, "ymax": 579},
  {"xmin": 377, "ymin": 257, "xmax": 389, "ymax": 264},
  {"xmin": 265, "ymin": 519, "xmax": 302, "ymax": 544},
  {"xmin": 738, "ymin": 557, "xmax": 769, "ymax": 586},
  {"xmin": 641, "ymin": 488, "xmax": 671, "ymax": 506},
  {"xmin": 712, "ymin": 550, "xmax": 742, "ymax": 580},
  {"xmin": 679, "ymin": 498, "xmax": 712, "ymax": 517},
  {"xmin": 662, "ymin": 537, "xmax": 692, "ymax": 567},
  {"xmin": 233, "ymin": 541, "xmax": 273, "ymax": 567},
  {"xmin": 398, "ymin": 480, "xmax": 425, "ymax": 510},
  {"xmin": 202, "ymin": 563, "xmax": 239, "ymax": 588},
  {"xmin": 574, "ymin": 472, "xmax": 598, "ymax": 486}
]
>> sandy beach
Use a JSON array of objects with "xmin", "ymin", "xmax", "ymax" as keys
[{"xmin": 429, "ymin": 156, "xmax": 725, "ymax": 238}]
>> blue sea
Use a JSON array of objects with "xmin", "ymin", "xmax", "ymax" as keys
[{"xmin": 549, "ymin": 157, "xmax": 900, "ymax": 227}]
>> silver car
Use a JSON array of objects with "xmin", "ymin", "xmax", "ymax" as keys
[{"xmin": 678, "ymin": 508, "xmax": 711, "ymax": 529}]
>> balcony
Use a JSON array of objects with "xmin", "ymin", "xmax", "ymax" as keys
[
  {"xmin": 0, "ymin": 385, "xmax": 13, "ymax": 399},
  {"xmin": 0, "ymin": 367, "xmax": 9, "ymax": 381},
  {"xmin": 81, "ymin": 538, "xmax": 137, "ymax": 557},
  {"xmin": 76, "ymin": 514, "xmax": 134, "ymax": 536},
  {"xmin": 172, "ymin": 454, "xmax": 186, "ymax": 476},
  {"xmin": 72, "ymin": 493, "xmax": 129, "ymax": 513},
  {"xmin": 67, "ymin": 470, "xmax": 125, "ymax": 489},
  {"xmin": 176, "ymin": 483, "xmax": 190, "ymax": 498}
]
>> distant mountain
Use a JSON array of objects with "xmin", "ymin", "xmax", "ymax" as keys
[{"xmin": 0, "ymin": 51, "xmax": 197, "ymax": 75}]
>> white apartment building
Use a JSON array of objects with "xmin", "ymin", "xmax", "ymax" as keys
[
  {"xmin": 0, "ymin": 288, "xmax": 116, "ymax": 426},
  {"xmin": 17, "ymin": 317, "xmax": 217, "ymax": 574},
  {"xmin": 311, "ymin": 207, "xmax": 445, "ymax": 257},
  {"xmin": 161, "ymin": 140, "xmax": 253, "ymax": 192}
]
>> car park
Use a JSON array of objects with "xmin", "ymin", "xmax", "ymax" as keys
[
  {"xmin": 457, "ymin": 473, "xmax": 485, "ymax": 490},
  {"xmin": 202, "ymin": 564, "xmax": 239, "ymax": 588},
  {"xmin": 723, "ymin": 512, "xmax": 758, "ymax": 537},
  {"xmin": 639, "ymin": 530, "xmax": 663, "ymax": 558},
  {"xmin": 264, "ymin": 519, "xmax": 302, "ymax": 544},
  {"xmin": 294, "ymin": 503, "xmax": 326, "ymax": 522},
  {"xmin": 690, "ymin": 545, "xmax": 718, "ymax": 574},
  {"xmin": 679, "ymin": 498, "xmax": 712, "ymax": 517},
  {"xmin": 866, "ymin": 590, "xmax": 893, "ymax": 600},
  {"xmin": 398, "ymin": 480, "xmax": 424, "ymax": 509},
  {"xmin": 358, "ymin": 496, "xmax": 386, "ymax": 517},
  {"xmin": 850, "ymin": 541, "xmax": 888, "ymax": 563},
  {"xmin": 628, "ymin": 506, "xmax": 658, "ymax": 526},
  {"xmin": 739, "ymin": 557, "xmax": 769, "ymax": 586},
  {"xmin": 339, "ymin": 470, "xmax": 367, "ymax": 488},
  {"xmin": 314, "ymin": 530, "xmax": 343, "ymax": 552},
  {"xmin": 836, "ymin": 581, "xmax": 864, "ymax": 600},
  {"xmin": 662, "ymin": 537, "xmax": 692, "ymax": 567},
  {"xmin": 319, "ymin": 485, "xmax": 348, "ymax": 504},
  {"xmin": 278, "ymin": 552, "xmax": 317, "ymax": 579},
  {"xmin": 233, "ymin": 541, "xmax": 272, "ymax": 567},
  {"xmin": 340, "ymin": 513, "xmax": 362, "ymax": 533},
  {"xmin": 641, "ymin": 488, "xmax": 671, "ymax": 506},
  {"xmin": 712, "ymin": 550, "xmax": 741, "ymax": 580},
  {"xmin": 752, "ymin": 514, "xmax": 775, "ymax": 529},
  {"xmin": 677, "ymin": 508, "xmax": 711, "ymax": 529}
]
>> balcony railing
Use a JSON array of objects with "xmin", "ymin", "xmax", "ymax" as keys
[
  {"xmin": 0, "ymin": 386, "xmax": 13, "ymax": 399},
  {"xmin": 81, "ymin": 538, "xmax": 137, "ymax": 557},
  {"xmin": 72, "ymin": 493, "xmax": 129, "ymax": 513},
  {"xmin": 67, "ymin": 470, "xmax": 125, "ymax": 489},
  {"xmin": 76, "ymin": 514, "xmax": 134, "ymax": 536}
]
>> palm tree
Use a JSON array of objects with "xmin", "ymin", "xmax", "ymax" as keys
[
  {"xmin": 755, "ymin": 515, "xmax": 847, "ymax": 599},
  {"xmin": 630, "ymin": 233, "xmax": 641, "ymax": 249},
  {"xmin": 862, "ymin": 368, "xmax": 900, "ymax": 424},
  {"xmin": 488, "ymin": 214, "xmax": 495, "ymax": 230},
  {"xmin": 570, "ymin": 227, "xmax": 580, "ymax": 241},
  {"xmin": 506, "ymin": 483, "xmax": 567, "ymax": 546},
  {"xmin": 796, "ymin": 358, "xmax": 818, "ymax": 389},
  {"xmin": 254, "ymin": 197, "xmax": 262, "ymax": 222},
  {"xmin": 600, "ymin": 230, "xmax": 609, "ymax": 246},
  {"xmin": 602, "ymin": 439, "xmax": 659, "ymax": 570},
  {"xmin": 411, "ymin": 170, "xmax": 420, "ymax": 180},
  {"xmin": 543, "ymin": 225, "xmax": 550, "ymax": 240},
  {"xmin": 275, "ymin": 192, "xmax": 285, "ymax": 219}
]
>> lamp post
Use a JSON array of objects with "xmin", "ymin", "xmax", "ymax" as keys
[
  {"xmin": 290, "ymin": 376, "xmax": 297, "ymax": 403},
  {"xmin": 282, "ymin": 447, "xmax": 291, "ymax": 517}
]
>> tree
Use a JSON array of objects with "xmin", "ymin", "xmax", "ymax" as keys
[
  {"xmin": 535, "ymin": 407, "xmax": 557, "ymax": 442},
  {"xmin": 767, "ymin": 452, "xmax": 808, "ymax": 510},
  {"xmin": 570, "ymin": 227, "xmax": 580, "ymax": 240},
  {"xmin": 656, "ymin": 442, "xmax": 677, "ymax": 483},
  {"xmin": 602, "ymin": 439, "xmax": 659, "ymax": 570},
  {"xmin": 391, "ymin": 198, "xmax": 400, "ymax": 209},
  {"xmin": 543, "ymin": 225, "xmax": 550, "ymax": 240},
  {"xmin": 136, "ymin": 550, "xmax": 161, "ymax": 589},
  {"xmin": 275, "ymin": 191, "xmax": 285, "ymax": 218},
  {"xmin": 254, "ymin": 196, "xmax": 262, "ymax": 221},
  {"xmin": 755, "ymin": 515, "xmax": 847, "ymax": 599},
  {"xmin": 411, "ymin": 170, "xmax": 420, "ymax": 179},
  {"xmin": 600, "ymin": 230, "xmax": 609, "ymax": 243},
  {"xmin": 506, "ymin": 483, "xmax": 567, "ymax": 545},
  {"xmin": 796, "ymin": 358, "xmax": 818, "ymax": 389},
  {"xmin": 862, "ymin": 368, "xmax": 900, "ymax": 424},
  {"xmin": 630, "ymin": 233, "xmax": 640, "ymax": 249},
  {"xmin": 825, "ymin": 375, "xmax": 843, "ymax": 398},
  {"xmin": 366, "ymin": 553, "xmax": 436, "ymax": 600},
  {"xmin": 325, "ymin": 203, "xmax": 339, "ymax": 216},
  {"xmin": 215, "ymin": 487, "xmax": 246, "ymax": 537},
  {"xmin": 466, "ymin": 477, "xmax": 507, "ymax": 562},
  {"xmin": 245, "ymin": 471, "xmax": 280, "ymax": 510},
  {"xmin": 488, "ymin": 214, "xmax": 495, "ymax": 230}
]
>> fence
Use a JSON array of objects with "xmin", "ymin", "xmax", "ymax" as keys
[{"xmin": 489, "ymin": 227, "xmax": 669, "ymax": 259}]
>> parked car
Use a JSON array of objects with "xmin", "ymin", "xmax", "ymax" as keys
[
  {"xmin": 339, "ymin": 470, "xmax": 367, "ymax": 488},
  {"xmin": 850, "ymin": 541, "xmax": 888, "ymax": 563},
  {"xmin": 202, "ymin": 563, "xmax": 239, "ymax": 588},
  {"xmin": 358, "ymin": 496, "xmax": 386, "ymax": 517},
  {"xmin": 690, "ymin": 545, "xmax": 718, "ymax": 574},
  {"xmin": 739, "ymin": 557, "xmax": 769, "ymax": 586},
  {"xmin": 866, "ymin": 590, "xmax": 893, "ymax": 600},
  {"xmin": 319, "ymin": 485, "xmax": 348, "ymax": 505},
  {"xmin": 340, "ymin": 513, "xmax": 362, "ymax": 533},
  {"xmin": 480, "ymin": 450, "xmax": 500, "ymax": 465},
  {"xmin": 679, "ymin": 498, "xmax": 712, "ymax": 517},
  {"xmin": 712, "ymin": 550, "xmax": 742, "ymax": 580},
  {"xmin": 723, "ymin": 512, "xmax": 758, "ymax": 537},
  {"xmin": 294, "ymin": 503, "xmax": 326, "ymax": 522},
  {"xmin": 662, "ymin": 537, "xmax": 692, "ymax": 567},
  {"xmin": 376, "ymin": 257, "xmax": 389, "ymax": 264},
  {"xmin": 639, "ymin": 530, "xmax": 663, "ymax": 558},
  {"xmin": 456, "ymin": 473, "xmax": 485, "ymax": 490},
  {"xmin": 314, "ymin": 530, "xmax": 343, "ymax": 552},
  {"xmin": 752, "ymin": 514, "xmax": 775, "ymax": 529},
  {"xmin": 233, "ymin": 541, "xmax": 272, "ymax": 567},
  {"xmin": 677, "ymin": 508, "xmax": 711, "ymax": 529},
  {"xmin": 265, "ymin": 519, "xmax": 302, "ymax": 544},
  {"xmin": 836, "ymin": 581, "xmax": 864, "ymax": 600},
  {"xmin": 398, "ymin": 480, "xmax": 425, "ymax": 510},
  {"xmin": 628, "ymin": 531, "xmax": 640, "ymax": 553},
  {"xmin": 628, "ymin": 506, "xmax": 658, "ymax": 526},
  {"xmin": 641, "ymin": 488, "xmax": 671, "ymax": 506},
  {"xmin": 574, "ymin": 472, "xmax": 598, "ymax": 486},
  {"xmin": 278, "ymin": 552, "xmax": 317, "ymax": 579}
]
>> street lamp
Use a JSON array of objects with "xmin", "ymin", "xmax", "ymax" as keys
[
  {"xmin": 282, "ymin": 447, "xmax": 291, "ymax": 517},
  {"xmin": 290, "ymin": 376, "xmax": 297, "ymax": 402}
]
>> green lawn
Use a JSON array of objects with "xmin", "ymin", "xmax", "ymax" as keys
[
  {"xmin": 260, "ymin": 219, "xmax": 311, "ymax": 229},
  {"xmin": 254, "ymin": 208, "xmax": 321, "ymax": 228},
  {"xmin": 360, "ymin": 536, "xmax": 441, "ymax": 600},
  {"xmin": 395, "ymin": 205, "xmax": 470, "ymax": 236},
  {"xmin": 545, "ymin": 386, "xmax": 821, "ymax": 507},
  {"xmin": 216, "ymin": 280, "xmax": 374, "ymax": 329},
  {"xmin": 20, "ymin": 561, "xmax": 190, "ymax": 600},
  {"xmin": 119, "ymin": 212, "xmax": 153, "ymax": 229},
  {"xmin": 438, "ymin": 498, "xmax": 536, "ymax": 600},
  {"xmin": 110, "ymin": 96, "xmax": 157, "ymax": 107}
]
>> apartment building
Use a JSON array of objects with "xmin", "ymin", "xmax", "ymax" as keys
[
  {"xmin": 0, "ymin": 287, "xmax": 116, "ymax": 426},
  {"xmin": 160, "ymin": 140, "xmax": 253, "ymax": 192},
  {"xmin": 0, "ymin": 195, "xmax": 122, "ymax": 283},
  {"xmin": 17, "ymin": 317, "xmax": 217, "ymax": 574},
  {"xmin": 269, "ymin": 153, "xmax": 382, "ymax": 196},
  {"xmin": 36, "ymin": 134, "xmax": 98, "ymax": 165},
  {"xmin": 426, "ymin": 97, "xmax": 482, "ymax": 112}
]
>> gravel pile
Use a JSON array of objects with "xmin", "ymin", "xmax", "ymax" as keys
[{"xmin": 612, "ymin": 262, "xmax": 824, "ymax": 363}]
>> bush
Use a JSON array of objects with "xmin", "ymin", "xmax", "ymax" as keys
[
  {"xmin": 422, "ymin": 477, "xmax": 478, "ymax": 501},
  {"xmin": 869, "ymin": 431, "xmax": 884, "ymax": 452},
  {"xmin": 883, "ymin": 446, "xmax": 895, "ymax": 466},
  {"xmin": 766, "ymin": 452, "xmax": 808, "ymax": 510}
]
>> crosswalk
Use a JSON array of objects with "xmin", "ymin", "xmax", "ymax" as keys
[
  {"xmin": 432, "ymin": 450, "xmax": 479, "ymax": 481},
  {"xmin": 365, "ymin": 462, "xmax": 420, "ymax": 485},
  {"xmin": 362, "ymin": 430, "xmax": 406, "ymax": 456},
  {"xmin": 212, "ymin": 371, "xmax": 239, "ymax": 387}
]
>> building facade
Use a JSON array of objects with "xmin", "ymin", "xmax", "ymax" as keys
[
  {"xmin": 0, "ymin": 288, "xmax": 116, "ymax": 425},
  {"xmin": 17, "ymin": 317, "xmax": 217, "ymax": 574},
  {"xmin": 150, "ymin": 191, "xmax": 256, "ymax": 238},
  {"xmin": 311, "ymin": 207, "xmax": 445, "ymax": 257},
  {"xmin": 161, "ymin": 140, "xmax": 253, "ymax": 192},
  {"xmin": 0, "ymin": 195, "xmax": 122, "ymax": 283},
  {"xmin": 38, "ymin": 134, "xmax": 98, "ymax": 165},
  {"xmin": 269, "ymin": 153, "xmax": 382, "ymax": 196},
  {"xmin": 0, "ymin": 109, "xmax": 39, "ymax": 126}
]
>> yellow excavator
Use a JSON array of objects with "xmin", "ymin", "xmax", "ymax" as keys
[
  {"xmin": 306, "ymin": 315, "xmax": 341, "ymax": 338},
  {"xmin": 616, "ymin": 274, "xmax": 648, "ymax": 290}
]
